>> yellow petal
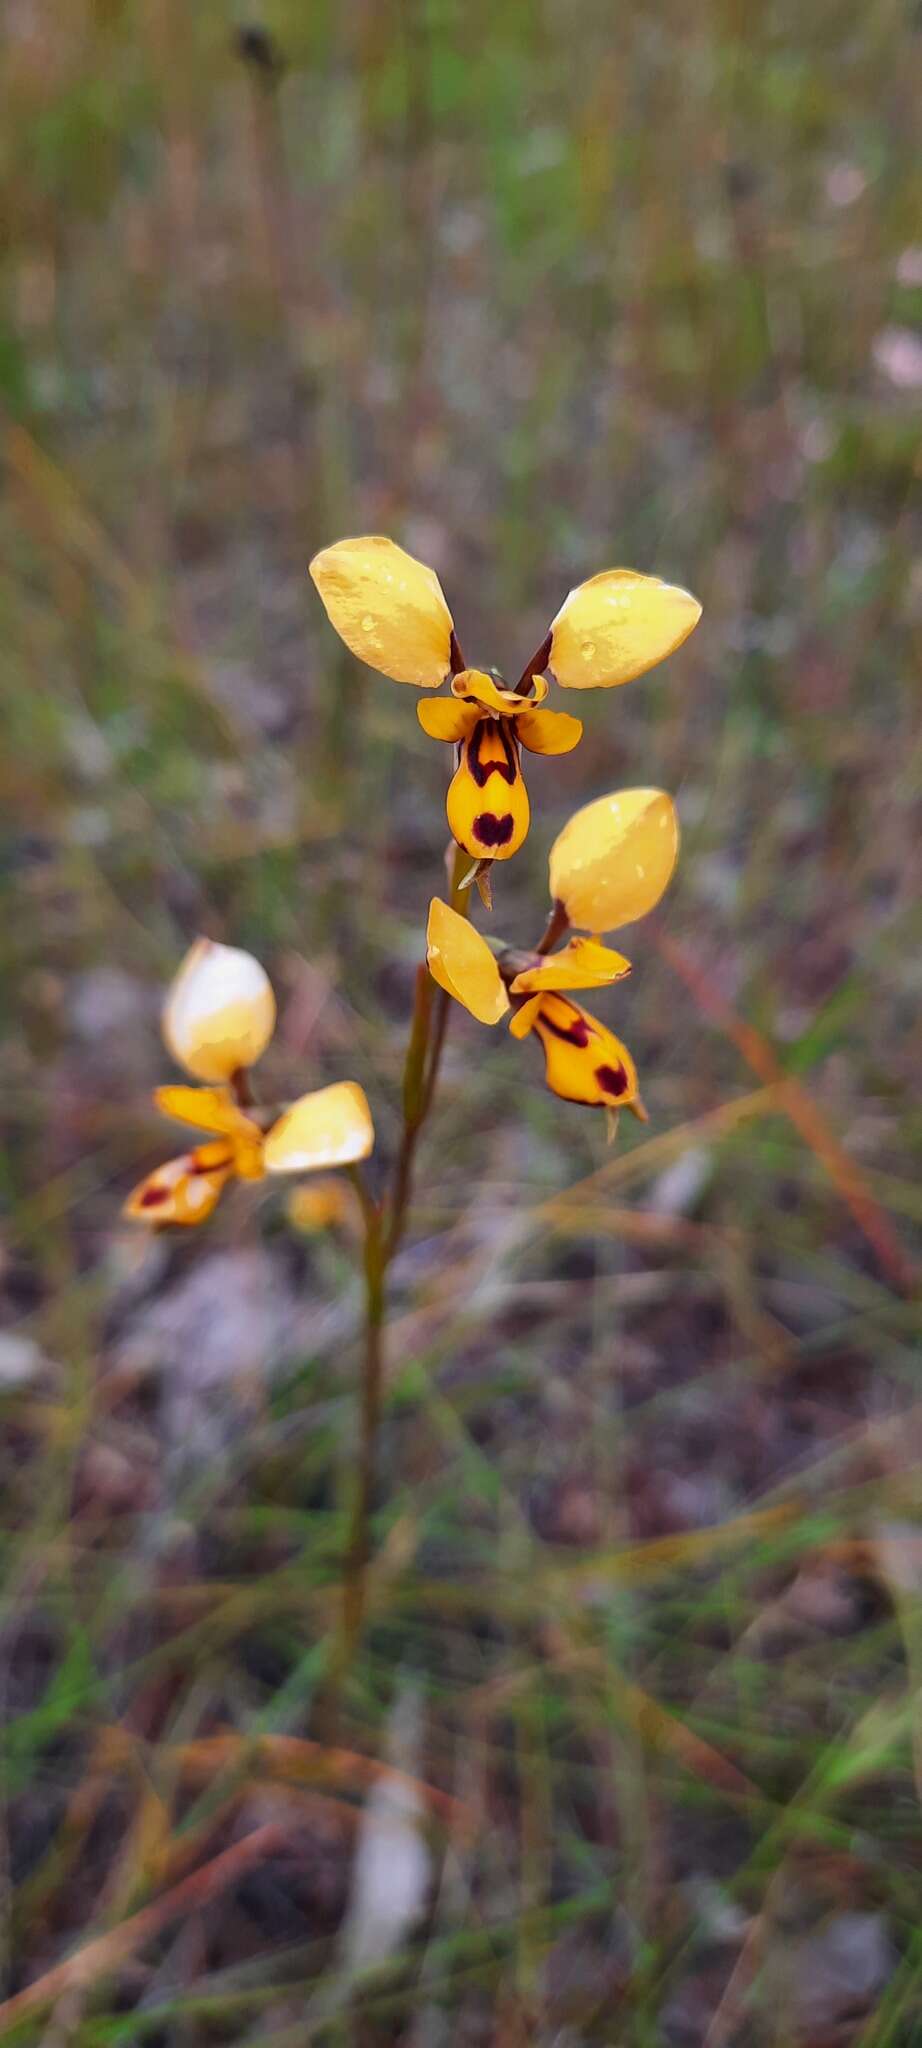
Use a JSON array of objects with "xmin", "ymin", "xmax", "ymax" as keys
[
  {"xmin": 309, "ymin": 536, "xmax": 454, "ymax": 687},
  {"xmin": 417, "ymin": 696, "xmax": 475, "ymax": 743},
  {"xmin": 154, "ymin": 1084, "xmax": 255, "ymax": 1138},
  {"xmin": 162, "ymin": 939, "xmax": 276, "ymax": 1083},
  {"xmin": 445, "ymin": 717, "xmax": 530, "ymax": 861},
  {"xmin": 508, "ymin": 994, "xmax": 543, "ymax": 1039},
  {"xmin": 229, "ymin": 1130, "xmax": 267, "ymax": 1182},
  {"xmin": 154, "ymin": 1087, "xmax": 267, "ymax": 1182},
  {"xmin": 548, "ymin": 788, "xmax": 679, "ymax": 933},
  {"xmin": 510, "ymin": 936, "xmax": 632, "ymax": 995},
  {"xmin": 263, "ymin": 1082, "xmax": 375, "ymax": 1174},
  {"xmin": 124, "ymin": 1146, "xmax": 232, "ymax": 1226},
  {"xmin": 426, "ymin": 898, "xmax": 509, "ymax": 1024},
  {"xmin": 549, "ymin": 569, "xmax": 701, "ymax": 690},
  {"xmin": 529, "ymin": 995, "xmax": 641, "ymax": 1110},
  {"xmin": 516, "ymin": 705, "xmax": 583, "ymax": 756},
  {"xmin": 450, "ymin": 669, "xmax": 548, "ymax": 715}
]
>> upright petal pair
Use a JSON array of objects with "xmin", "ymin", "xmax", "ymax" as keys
[
  {"xmin": 125, "ymin": 940, "xmax": 374, "ymax": 1227},
  {"xmin": 310, "ymin": 536, "xmax": 700, "ymax": 863}
]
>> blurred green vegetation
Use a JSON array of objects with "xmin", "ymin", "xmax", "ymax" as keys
[{"xmin": 0, "ymin": 0, "xmax": 920, "ymax": 2041}]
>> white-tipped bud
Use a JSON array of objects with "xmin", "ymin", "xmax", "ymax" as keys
[{"xmin": 162, "ymin": 938, "xmax": 276, "ymax": 1082}]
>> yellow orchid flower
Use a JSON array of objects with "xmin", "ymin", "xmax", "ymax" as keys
[
  {"xmin": 127, "ymin": 941, "xmax": 375, "ymax": 1226},
  {"xmin": 424, "ymin": 899, "xmax": 643, "ymax": 1116},
  {"xmin": 419, "ymin": 671, "xmax": 582, "ymax": 862},
  {"xmin": 310, "ymin": 537, "xmax": 699, "ymax": 863},
  {"xmin": 125, "ymin": 1081, "xmax": 375, "ymax": 1227},
  {"xmin": 548, "ymin": 789, "xmax": 679, "ymax": 935}
]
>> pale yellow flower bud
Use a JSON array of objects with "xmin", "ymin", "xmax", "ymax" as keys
[{"xmin": 162, "ymin": 939, "xmax": 276, "ymax": 1082}]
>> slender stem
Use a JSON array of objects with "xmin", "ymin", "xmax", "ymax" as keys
[
  {"xmin": 386, "ymin": 843, "xmax": 471, "ymax": 1256},
  {"xmin": 330, "ymin": 844, "xmax": 473, "ymax": 1706},
  {"xmin": 419, "ymin": 985, "xmax": 451, "ymax": 1118},
  {"xmin": 535, "ymin": 898, "xmax": 570, "ymax": 956},
  {"xmin": 384, "ymin": 962, "xmax": 433, "ymax": 1261},
  {"xmin": 341, "ymin": 1182, "xmax": 385, "ymax": 1644}
]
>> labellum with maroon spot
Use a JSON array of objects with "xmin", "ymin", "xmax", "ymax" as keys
[{"xmin": 524, "ymin": 993, "xmax": 645, "ymax": 1116}]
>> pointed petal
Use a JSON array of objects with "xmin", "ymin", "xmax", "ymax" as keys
[
  {"xmin": 549, "ymin": 788, "xmax": 679, "ymax": 933},
  {"xmin": 162, "ymin": 938, "xmax": 276, "ymax": 1082},
  {"xmin": 309, "ymin": 536, "xmax": 454, "ymax": 687},
  {"xmin": 263, "ymin": 1082, "xmax": 375, "ymax": 1174},
  {"xmin": 154, "ymin": 1084, "xmax": 256, "ymax": 1138},
  {"xmin": 510, "ymin": 936, "xmax": 632, "ymax": 995},
  {"xmin": 450, "ymin": 669, "xmax": 548, "ymax": 716},
  {"xmin": 124, "ymin": 1147, "xmax": 232, "ymax": 1226},
  {"xmin": 426, "ymin": 898, "xmax": 509, "ymax": 1024},
  {"xmin": 530, "ymin": 995, "xmax": 641, "ymax": 1110},
  {"xmin": 516, "ymin": 705, "xmax": 583, "ymax": 756},
  {"xmin": 549, "ymin": 569, "xmax": 701, "ymax": 689},
  {"xmin": 446, "ymin": 718, "xmax": 530, "ymax": 861},
  {"xmin": 417, "ymin": 696, "xmax": 475, "ymax": 742},
  {"xmin": 508, "ymin": 994, "xmax": 543, "ymax": 1039}
]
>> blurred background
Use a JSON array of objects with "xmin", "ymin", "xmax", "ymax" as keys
[{"xmin": 1, "ymin": 0, "xmax": 920, "ymax": 2040}]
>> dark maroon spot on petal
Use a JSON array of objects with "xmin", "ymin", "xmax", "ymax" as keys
[
  {"xmin": 140, "ymin": 1185, "xmax": 170, "ymax": 1208},
  {"xmin": 596, "ymin": 1062, "xmax": 629, "ymax": 1098},
  {"xmin": 540, "ymin": 1009, "xmax": 592, "ymax": 1048},
  {"xmin": 473, "ymin": 812, "xmax": 514, "ymax": 848},
  {"xmin": 467, "ymin": 717, "xmax": 518, "ymax": 788}
]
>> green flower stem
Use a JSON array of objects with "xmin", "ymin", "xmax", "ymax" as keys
[
  {"xmin": 339, "ymin": 1172, "xmax": 385, "ymax": 1651},
  {"xmin": 332, "ymin": 841, "xmax": 473, "ymax": 1706}
]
